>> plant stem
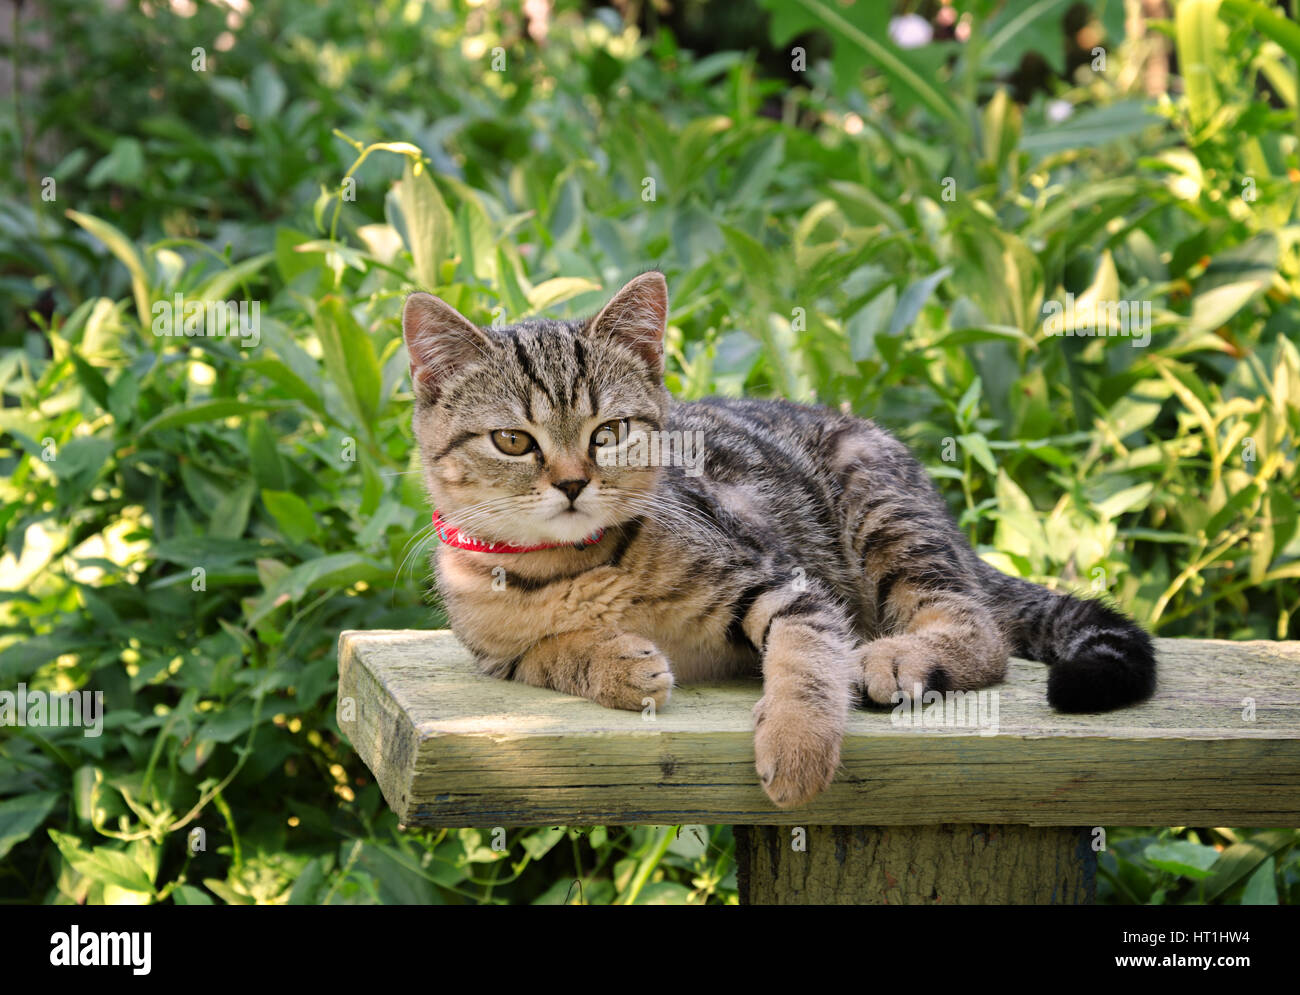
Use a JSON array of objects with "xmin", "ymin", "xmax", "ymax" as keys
[{"xmin": 619, "ymin": 826, "xmax": 674, "ymax": 905}]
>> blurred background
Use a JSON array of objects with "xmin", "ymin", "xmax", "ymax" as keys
[{"xmin": 1, "ymin": 0, "xmax": 1298, "ymax": 905}]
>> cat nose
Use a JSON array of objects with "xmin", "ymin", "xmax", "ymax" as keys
[{"xmin": 554, "ymin": 479, "xmax": 588, "ymax": 502}]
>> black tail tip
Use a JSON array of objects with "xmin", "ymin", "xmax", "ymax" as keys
[{"xmin": 1046, "ymin": 631, "xmax": 1157, "ymax": 713}]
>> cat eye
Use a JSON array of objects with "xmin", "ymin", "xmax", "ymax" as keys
[
  {"xmin": 590, "ymin": 419, "xmax": 628, "ymax": 449},
  {"xmin": 490, "ymin": 429, "xmax": 537, "ymax": 456}
]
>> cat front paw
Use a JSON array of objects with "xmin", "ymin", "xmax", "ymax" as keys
[
  {"xmin": 592, "ymin": 633, "xmax": 674, "ymax": 711},
  {"xmin": 752, "ymin": 694, "xmax": 841, "ymax": 808},
  {"xmin": 858, "ymin": 635, "xmax": 950, "ymax": 705}
]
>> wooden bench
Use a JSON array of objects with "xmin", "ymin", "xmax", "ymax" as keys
[{"xmin": 337, "ymin": 629, "xmax": 1300, "ymax": 904}]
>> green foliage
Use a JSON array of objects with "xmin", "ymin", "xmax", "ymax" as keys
[
  {"xmin": 2, "ymin": 0, "xmax": 1298, "ymax": 904},
  {"xmin": 1102, "ymin": 828, "xmax": 1300, "ymax": 904}
]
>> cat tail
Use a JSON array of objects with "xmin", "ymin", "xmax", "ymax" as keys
[{"xmin": 979, "ymin": 567, "xmax": 1157, "ymax": 712}]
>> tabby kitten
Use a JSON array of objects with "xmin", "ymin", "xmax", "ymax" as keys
[{"xmin": 402, "ymin": 272, "xmax": 1157, "ymax": 808}]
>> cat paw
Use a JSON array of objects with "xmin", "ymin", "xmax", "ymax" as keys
[
  {"xmin": 752, "ymin": 694, "xmax": 841, "ymax": 808},
  {"xmin": 858, "ymin": 635, "xmax": 950, "ymax": 705},
  {"xmin": 592, "ymin": 633, "xmax": 673, "ymax": 711}
]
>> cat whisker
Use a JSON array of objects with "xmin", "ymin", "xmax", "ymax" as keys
[{"xmin": 396, "ymin": 522, "xmax": 439, "ymax": 587}]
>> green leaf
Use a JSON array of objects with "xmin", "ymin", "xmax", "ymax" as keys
[
  {"xmin": 1143, "ymin": 840, "xmax": 1220, "ymax": 879},
  {"xmin": 108, "ymin": 370, "xmax": 139, "ymax": 425},
  {"xmin": 287, "ymin": 856, "xmax": 332, "ymax": 905},
  {"xmin": 1175, "ymin": 0, "xmax": 1225, "ymax": 131},
  {"xmin": 393, "ymin": 159, "xmax": 453, "ymax": 289},
  {"xmin": 984, "ymin": 0, "xmax": 1074, "ymax": 74},
  {"xmin": 1094, "ymin": 482, "xmax": 1154, "ymax": 520},
  {"xmin": 677, "ymin": 116, "xmax": 733, "ymax": 185},
  {"xmin": 0, "ymin": 792, "xmax": 60, "ymax": 860},
  {"xmin": 173, "ymin": 884, "xmax": 215, "ymax": 905},
  {"xmin": 315, "ymin": 296, "xmax": 383, "ymax": 428},
  {"xmin": 247, "ymin": 356, "xmax": 326, "ymax": 416},
  {"xmin": 1021, "ymin": 102, "xmax": 1162, "ymax": 157},
  {"xmin": 993, "ymin": 468, "xmax": 1050, "ymax": 560},
  {"xmin": 496, "ymin": 246, "xmax": 532, "ymax": 318},
  {"xmin": 721, "ymin": 225, "xmax": 776, "ymax": 285},
  {"xmin": 1061, "ymin": 251, "xmax": 1120, "ymax": 332},
  {"xmin": 847, "ymin": 286, "xmax": 896, "ymax": 361},
  {"xmin": 68, "ymin": 350, "xmax": 111, "ymax": 410},
  {"xmin": 1221, "ymin": 0, "xmax": 1300, "ymax": 65},
  {"xmin": 293, "ymin": 239, "xmax": 368, "ymax": 273},
  {"xmin": 261, "ymin": 489, "xmax": 320, "ymax": 544},
  {"xmin": 930, "ymin": 325, "xmax": 1035, "ymax": 350},
  {"xmin": 66, "ymin": 210, "xmax": 151, "ymax": 326},
  {"xmin": 1189, "ymin": 232, "xmax": 1278, "ymax": 334},
  {"xmin": 203, "ymin": 877, "xmax": 253, "ymax": 905},
  {"xmin": 194, "ymin": 252, "xmax": 273, "ymax": 303},
  {"xmin": 50, "ymin": 437, "xmax": 113, "ymax": 487},
  {"xmin": 667, "ymin": 825, "xmax": 709, "ymax": 860},
  {"xmin": 72, "ymin": 766, "xmax": 101, "ymax": 824},
  {"xmin": 247, "ymin": 418, "xmax": 287, "ymax": 491},
  {"xmin": 248, "ymin": 552, "xmax": 390, "ymax": 624},
  {"xmin": 982, "ymin": 88, "xmax": 1021, "ymax": 168},
  {"xmin": 1205, "ymin": 480, "xmax": 1260, "ymax": 538},
  {"xmin": 957, "ymin": 433, "xmax": 998, "ymax": 476},
  {"xmin": 1024, "ymin": 178, "xmax": 1143, "ymax": 240},
  {"xmin": 1241, "ymin": 856, "xmax": 1278, "ymax": 905},
  {"xmin": 956, "ymin": 377, "xmax": 983, "ymax": 426},
  {"xmin": 210, "ymin": 479, "xmax": 256, "ymax": 541},
  {"xmin": 249, "ymin": 64, "xmax": 287, "ymax": 119},
  {"xmin": 195, "ymin": 704, "xmax": 256, "ymax": 744},
  {"xmin": 87, "ymin": 136, "xmax": 145, "ymax": 189},
  {"xmin": 730, "ymin": 133, "xmax": 785, "ymax": 205},
  {"xmin": 631, "ymin": 880, "xmax": 692, "ymax": 904},
  {"xmin": 525, "ymin": 277, "xmax": 602, "ymax": 315},
  {"xmin": 828, "ymin": 180, "xmax": 905, "ymax": 232},
  {"xmin": 349, "ymin": 842, "xmax": 439, "ymax": 904},
  {"xmin": 49, "ymin": 829, "xmax": 154, "ymax": 894},
  {"xmin": 550, "ymin": 173, "xmax": 589, "ymax": 250},
  {"xmin": 890, "ymin": 267, "xmax": 951, "ymax": 336},
  {"xmin": 275, "ymin": 227, "xmax": 325, "ymax": 283},
  {"xmin": 138, "ymin": 399, "xmax": 292, "ymax": 436},
  {"xmin": 520, "ymin": 827, "xmax": 566, "ymax": 860},
  {"xmin": 1203, "ymin": 829, "xmax": 1298, "ymax": 901}
]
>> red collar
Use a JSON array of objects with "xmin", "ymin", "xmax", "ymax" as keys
[{"xmin": 431, "ymin": 510, "xmax": 605, "ymax": 554}]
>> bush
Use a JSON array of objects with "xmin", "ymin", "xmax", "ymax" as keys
[{"xmin": 2, "ymin": 0, "xmax": 1297, "ymax": 904}]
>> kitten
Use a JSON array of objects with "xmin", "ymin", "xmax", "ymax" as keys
[{"xmin": 402, "ymin": 272, "xmax": 1157, "ymax": 808}]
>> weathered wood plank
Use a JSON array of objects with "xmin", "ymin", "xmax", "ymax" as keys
[
  {"xmin": 337, "ymin": 629, "xmax": 1300, "ymax": 827},
  {"xmin": 735, "ymin": 825, "xmax": 1096, "ymax": 904}
]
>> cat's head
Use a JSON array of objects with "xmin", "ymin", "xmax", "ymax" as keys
[{"xmin": 402, "ymin": 272, "xmax": 671, "ymax": 546}]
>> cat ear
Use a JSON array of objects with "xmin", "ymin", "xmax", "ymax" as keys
[
  {"xmin": 588, "ymin": 271, "xmax": 668, "ymax": 375},
  {"xmin": 402, "ymin": 292, "xmax": 491, "ymax": 402}
]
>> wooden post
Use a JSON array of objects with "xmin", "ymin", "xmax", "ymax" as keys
[
  {"xmin": 338, "ymin": 630, "xmax": 1300, "ymax": 904},
  {"xmin": 735, "ymin": 825, "xmax": 1095, "ymax": 904}
]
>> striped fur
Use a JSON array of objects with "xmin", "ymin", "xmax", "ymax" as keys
[{"xmin": 402, "ymin": 273, "xmax": 1157, "ymax": 808}]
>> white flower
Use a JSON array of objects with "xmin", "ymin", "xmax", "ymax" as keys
[
  {"xmin": 1046, "ymin": 99, "xmax": 1074, "ymax": 123},
  {"xmin": 888, "ymin": 14, "xmax": 933, "ymax": 50}
]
